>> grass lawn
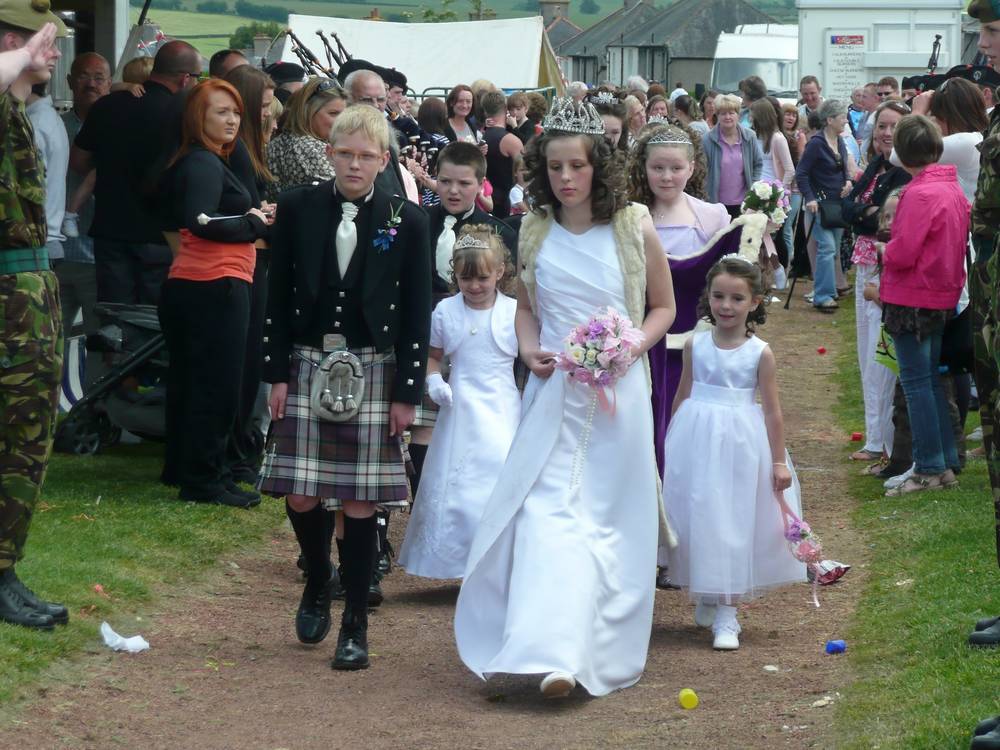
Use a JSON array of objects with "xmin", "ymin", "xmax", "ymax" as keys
[
  {"xmin": 829, "ymin": 296, "xmax": 1000, "ymax": 748},
  {"xmin": 0, "ymin": 442, "xmax": 284, "ymax": 705}
]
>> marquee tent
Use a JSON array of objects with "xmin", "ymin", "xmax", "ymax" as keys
[{"xmin": 281, "ymin": 14, "xmax": 565, "ymax": 95}]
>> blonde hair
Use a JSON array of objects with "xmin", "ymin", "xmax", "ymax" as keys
[
  {"xmin": 282, "ymin": 77, "xmax": 348, "ymax": 139},
  {"xmin": 264, "ymin": 95, "xmax": 283, "ymax": 142},
  {"xmin": 329, "ymin": 103, "xmax": 391, "ymax": 152},
  {"xmin": 121, "ymin": 56, "xmax": 153, "ymax": 84},
  {"xmin": 451, "ymin": 223, "xmax": 514, "ymax": 294},
  {"xmin": 713, "ymin": 93, "xmax": 742, "ymax": 115}
]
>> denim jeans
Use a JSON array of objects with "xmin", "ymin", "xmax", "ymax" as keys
[
  {"xmin": 782, "ymin": 193, "xmax": 802, "ymax": 266},
  {"xmin": 891, "ymin": 329, "xmax": 958, "ymax": 475},
  {"xmin": 810, "ymin": 219, "xmax": 842, "ymax": 306}
]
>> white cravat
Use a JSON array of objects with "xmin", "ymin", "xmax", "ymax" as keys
[
  {"xmin": 336, "ymin": 202, "xmax": 361, "ymax": 278},
  {"xmin": 435, "ymin": 215, "xmax": 458, "ymax": 283}
]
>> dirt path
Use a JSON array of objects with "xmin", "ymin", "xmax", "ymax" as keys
[{"xmin": 0, "ymin": 290, "xmax": 868, "ymax": 750}]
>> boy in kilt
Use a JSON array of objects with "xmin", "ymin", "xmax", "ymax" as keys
[{"xmin": 260, "ymin": 104, "xmax": 431, "ymax": 669}]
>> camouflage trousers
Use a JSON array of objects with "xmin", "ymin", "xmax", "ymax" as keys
[
  {"xmin": 972, "ymin": 237, "xmax": 1000, "ymax": 568},
  {"xmin": 0, "ymin": 271, "xmax": 63, "ymax": 570}
]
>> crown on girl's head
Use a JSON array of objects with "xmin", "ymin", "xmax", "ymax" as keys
[
  {"xmin": 647, "ymin": 115, "xmax": 669, "ymax": 124},
  {"xmin": 542, "ymin": 97, "xmax": 606, "ymax": 135},
  {"xmin": 720, "ymin": 252, "xmax": 755, "ymax": 266},
  {"xmin": 590, "ymin": 91, "xmax": 618, "ymax": 105},
  {"xmin": 454, "ymin": 234, "xmax": 491, "ymax": 251},
  {"xmin": 647, "ymin": 128, "xmax": 692, "ymax": 146}
]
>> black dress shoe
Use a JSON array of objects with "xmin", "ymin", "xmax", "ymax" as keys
[
  {"xmin": 368, "ymin": 579, "xmax": 384, "ymax": 608},
  {"xmin": 331, "ymin": 609, "xmax": 369, "ymax": 670},
  {"xmin": 975, "ymin": 616, "xmax": 1000, "ymax": 632},
  {"xmin": 295, "ymin": 577, "xmax": 332, "ymax": 644},
  {"xmin": 973, "ymin": 727, "xmax": 1000, "ymax": 750},
  {"xmin": 0, "ymin": 570, "xmax": 56, "ymax": 630},
  {"xmin": 655, "ymin": 567, "xmax": 680, "ymax": 590},
  {"xmin": 969, "ymin": 620, "xmax": 1000, "ymax": 647},
  {"xmin": 976, "ymin": 716, "xmax": 1000, "ymax": 737},
  {"xmin": 229, "ymin": 465, "xmax": 260, "ymax": 485},
  {"xmin": 1, "ymin": 569, "xmax": 68, "ymax": 625},
  {"xmin": 179, "ymin": 488, "xmax": 259, "ymax": 509},
  {"xmin": 226, "ymin": 482, "xmax": 261, "ymax": 505}
]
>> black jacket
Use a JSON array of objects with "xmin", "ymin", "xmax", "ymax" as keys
[
  {"xmin": 262, "ymin": 180, "xmax": 432, "ymax": 404},
  {"xmin": 426, "ymin": 204, "xmax": 519, "ymax": 296},
  {"xmin": 842, "ymin": 155, "xmax": 911, "ymax": 236}
]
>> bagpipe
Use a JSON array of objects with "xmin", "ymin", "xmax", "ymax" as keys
[
  {"xmin": 902, "ymin": 34, "xmax": 1000, "ymax": 97},
  {"xmin": 278, "ymin": 27, "xmax": 352, "ymax": 79}
]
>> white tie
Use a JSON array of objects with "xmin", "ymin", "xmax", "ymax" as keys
[
  {"xmin": 336, "ymin": 202, "xmax": 360, "ymax": 278},
  {"xmin": 436, "ymin": 215, "xmax": 458, "ymax": 282}
]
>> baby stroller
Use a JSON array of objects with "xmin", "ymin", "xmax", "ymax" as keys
[{"xmin": 54, "ymin": 303, "xmax": 168, "ymax": 455}]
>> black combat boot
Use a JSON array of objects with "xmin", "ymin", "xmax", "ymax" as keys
[{"xmin": 0, "ymin": 568, "xmax": 57, "ymax": 630}]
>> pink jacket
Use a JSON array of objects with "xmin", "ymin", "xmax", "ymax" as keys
[{"xmin": 881, "ymin": 163, "xmax": 969, "ymax": 310}]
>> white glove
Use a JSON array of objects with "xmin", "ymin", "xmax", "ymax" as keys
[{"xmin": 427, "ymin": 372, "xmax": 452, "ymax": 407}]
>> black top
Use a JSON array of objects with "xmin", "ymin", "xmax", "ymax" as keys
[
  {"xmin": 75, "ymin": 81, "xmax": 184, "ymax": 243},
  {"xmin": 301, "ymin": 192, "xmax": 375, "ymax": 349},
  {"xmin": 426, "ymin": 204, "xmax": 519, "ymax": 296},
  {"xmin": 794, "ymin": 131, "xmax": 849, "ymax": 205},
  {"xmin": 841, "ymin": 155, "xmax": 911, "ymax": 237},
  {"xmin": 514, "ymin": 119, "xmax": 536, "ymax": 145},
  {"xmin": 167, "ymin": 146, "xmax": 266, "ymax": 243},
  {"xmin": 227, "ymin": 139, "xmax": 262, "ymax": 208},
  {"xmin": 484, "ymin": 126, "xmax": 514, "ymax": 219}
]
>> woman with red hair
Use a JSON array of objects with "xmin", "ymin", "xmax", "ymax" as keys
[{"xmin": 159, "ymin": 79, "xmax": 272, "ymax": 508}]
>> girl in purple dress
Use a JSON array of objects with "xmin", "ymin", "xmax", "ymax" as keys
[{"xmin": 627, "ymin": 124, "xmax": 730, "ymax": 481}]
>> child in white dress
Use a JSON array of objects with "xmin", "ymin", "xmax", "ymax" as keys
[
  {"xmin": 398, "ymin": 226, "xmax": 520, "ymax": 579},
  {"xmin": 665, "ymin": 256, "xmax": 806, "ymax": 650}
]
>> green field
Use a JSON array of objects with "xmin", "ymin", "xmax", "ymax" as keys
[{"xmin": 135, "ymin": 0, "xmax": 796, "ymax": 58}]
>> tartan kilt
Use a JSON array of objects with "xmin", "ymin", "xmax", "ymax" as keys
[{"xmin": 259, "ymin": 345, "xmax": 410, "ymax": 504}]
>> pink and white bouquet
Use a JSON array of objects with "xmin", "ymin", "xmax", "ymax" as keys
[
  {"xmin": 556, "ymin": 307, "xmax": 645, "ymax": 413},
  {"xmin": 777, "ymin": 492, "xmax": 826, "ymax": 608},
  {"xmin": 741, "ymin": 179, "xmax": 791, "ymax": 227}
]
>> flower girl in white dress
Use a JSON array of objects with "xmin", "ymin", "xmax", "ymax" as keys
[
  {"xmin": 398, "ymin": 226, "xmax": 520, "ymax": 579},
  {"xmin": 454, "ymin": 98, "xmax": 676, "ymax": 698},
  {"xmin": 665, "ymin": 256, "xmax": 806, "ymax": 650}
]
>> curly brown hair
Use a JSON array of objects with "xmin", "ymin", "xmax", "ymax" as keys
[
  {"xmin": 626, "ymin": 122, "xmax": 707, "ymax": 204},
  {"xmin": 696, "ymin": 257, "xmax": 769, "ymax": 336},
  {"xmin": 523, "ymin": 130, "xmax": 627, "ymax": 224},
  {"xmin": 450, "ymin": 223, "xmax": 516, "ymax": 295}
]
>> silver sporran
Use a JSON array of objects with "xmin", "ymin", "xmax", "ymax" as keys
[{"xmin": 310, "ymin": 350, "xmax": 366, "ymax": 422}]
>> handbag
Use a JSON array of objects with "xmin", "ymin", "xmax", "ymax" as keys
[
  {"xmin": 817, "ymin": 193, "xmax": 849, "ymax": 230},
  {"xmin": 874, "ymin": 324, "xmax": 899, "ymax": 375}
]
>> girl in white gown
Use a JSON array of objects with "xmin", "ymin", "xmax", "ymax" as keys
[
  {"xmin": 665, "ymin": 256, "xmax": 806, "ymax": 651},
  {"xmin": 454, "ymin": 97, "xmax": 676, "ymax": 698},
  {"xmin": 399, "ymin": 227, "xmax": 520, "ymax": 579}
]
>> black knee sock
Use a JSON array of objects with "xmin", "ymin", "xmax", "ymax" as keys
[
  {"xmin": 323, "ymin": 510, "xmax": 335, "ymax": 563},
  {"xmin": 341, "ymin": 514, "xmax": 377, "ymax": 613},
  {"xmin": 286, "ymin": 502, "xmax": 332, "ymax": 585},
  {"xmin": 408, "ymin": 443, "xmax": 428, "ymax": 498}
]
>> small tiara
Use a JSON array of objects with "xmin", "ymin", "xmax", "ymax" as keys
[
  {"xmin": 454, "ymin": 234, "xmax": 490, "ymax": 251},
  {"xmin": 590, "ymin": 91, "xmax": 617, "ymax": 105},
  {"xmin": 647, "ymin": 115, "xmax": 669, "ymax": 124},
  {"xmin": 648, "ymin": 129, "xmax": 692, "ymax": 146},
  {"xmin": 542, "ymin": 97, "xmax": 605, "ymax": 135},
  {"xmin": 720, "ymin": 253, "xmax": 755, "ymax": 266}
]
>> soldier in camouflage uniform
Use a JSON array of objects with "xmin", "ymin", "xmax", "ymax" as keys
[
  {"xmin": 0, "ymin": 6, "xmax": 68, "ymax": 629},
  {"xmin": 966, "ymin": 0, "xmax": 1000, "ymax": 653}
]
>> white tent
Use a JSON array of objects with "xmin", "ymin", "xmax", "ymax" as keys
[{"xmin": 281, "ymin": 14, "xmax": 564, "ymax": 95}]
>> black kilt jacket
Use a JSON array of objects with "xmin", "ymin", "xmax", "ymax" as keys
[{"xmin": 261, "ymin": 179, "xmax": 432, "ymax": 405}]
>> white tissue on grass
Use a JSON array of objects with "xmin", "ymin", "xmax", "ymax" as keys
[{"xmin": 101, "ymin": 621, "xmax": 150, "ymax": 653}]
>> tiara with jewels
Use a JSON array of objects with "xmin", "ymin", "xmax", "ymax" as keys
[
  {"xmin": 647, "ymin": 128, "xmax": 692, "ymax": 146},
  {"xmin": 542, "ymin": 97, "xmax": 605, "ymax": 135},
  {"xmin": 720, "ymin": 253, "xmax": 755, "ymax": 266},
  {"xmin": 589, "ymin": 91, "xmax": 618, "ymax": 106},
  {"xmin": 454, "ymin": 234, "xmax": 491, "ymax": 251},
  {"xmin": 647, "ymin": 115, "xmax": 668, "ymax": 124}
]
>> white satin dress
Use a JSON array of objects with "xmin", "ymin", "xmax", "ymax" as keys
[{"xmin": 454, "ymin": 221, "xmax": 661, "ymax": 697}]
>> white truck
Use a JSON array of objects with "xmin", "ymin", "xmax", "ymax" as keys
[
  {"xmin": 710, "ymin": 24, "xmax": 800, "ymax": 96},
  {"xmin": 796, "ymin": 0, "xmax": 965, "ymax": 101}
]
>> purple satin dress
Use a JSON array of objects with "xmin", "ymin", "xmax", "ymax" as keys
[{"xmin": 650, "ymin": 224, "xmax": 743, "ymax": 478}]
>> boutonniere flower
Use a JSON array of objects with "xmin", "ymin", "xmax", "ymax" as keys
[{"xmin": 373, "ymin": 202, "xmax": 404, "ymax": 253}]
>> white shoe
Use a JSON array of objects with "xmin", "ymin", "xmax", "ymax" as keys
[
  {"xmin": 540, "ymin": 671, "xmax": 575, "ymax": 698},
  {"xmin": 712, "ymin": 622, "xmax": 741, "ymax": 650},
  {"xmin": 694, "ymin": 599, "xmax": 717, "ymax": 628},
  {"xmin": 61, "ymin": 212, "xmax": 79, "ymax": 238},
  {"xmin": 883, "ymin": 464, "xmax": 915, "ymax": 490},
  {"xmin": 968, "ymin": 426, "xmax": 983, "ymax": 441},
  {"xmin": 803, "ymin": 291, "xmax": 814, "ymax": 303}
]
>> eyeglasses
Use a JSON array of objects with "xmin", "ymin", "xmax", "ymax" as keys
[
  {"xmin": 331, "ymin": 148, "xmax": 382, "ymax": 165},
  {"xmin": 310, "ymin": 78, "xmax": 344, "ymax": 100},
  {"xmin": 876, "ymin": 91, "xmax": 893, "ymax": 98}
]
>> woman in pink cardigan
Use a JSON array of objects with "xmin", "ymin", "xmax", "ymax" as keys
[{"xmin": 880, "ymin": 115, "xmax": 970, "ymax": 496}]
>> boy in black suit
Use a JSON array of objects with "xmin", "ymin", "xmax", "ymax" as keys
[{"xmin": 260, "ymin": 105, "xmax": 431, "ymax": 670}]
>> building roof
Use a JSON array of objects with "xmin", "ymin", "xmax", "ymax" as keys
[
  {"xmin": 615, "ymin": 0, "xmax": 774, "ymax": 55},
  {"xmin": 557, "ymin": 0, "xmax": 661, "ymax": 58},
  {"xmin": 546, "ymin": 15, "xmax": 584, "ymax": 49}
]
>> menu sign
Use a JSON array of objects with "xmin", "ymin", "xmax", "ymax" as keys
[{"xmin": 825, "ymin": 31, "xmax": 866, "ymax": 102}]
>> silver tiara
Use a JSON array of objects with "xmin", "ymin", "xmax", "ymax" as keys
[
  {"xmin": 720, "ymin": 253, "xmax": 755, "ymax": 266},
  {"xmin": 590, "ymin": 91, "xmax": 617, "ymax": 105},
  {"xmin": 454, "ymin": 234, "xmax": 490, "ymax": 251},
  {"xmin": 542, "ymin": 97, "xmax": 605, "ymax": 135},
  {"xmin": 647, "ymin": 115, "xmax": 668, "ymax": 124},
  {"xmin": 648, "ymin": 128, "xmax": 692, "ymax": 146}
]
